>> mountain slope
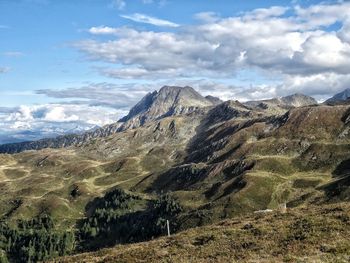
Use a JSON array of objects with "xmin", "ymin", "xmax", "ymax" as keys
[
  {"xmin": 0, "ymin": 86, "xmax": 350, "ymax": 262},
  {"xmin": 326, "ymin": 88, "xmax": 350, "ymax": 103},
  {"xmin": 58, "ymin": 202, "xmax": 350, "ymax": 263},
  {"xmin": 118, "ymin": 85, "xmax": 214, "ymax": 130},
  {"xmin": 0, "ymin": 86, "xmax": 214, "ymax": 154},
  {"xmin": 0, "ymin": 87, "xmax": 211, "ymax": 154},
  {"xmin": 0, "ymin": 99, "xmax": 349, "ymax": 225}
]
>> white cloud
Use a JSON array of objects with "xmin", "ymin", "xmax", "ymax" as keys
[
  {"xmin": 0, "ymin": 103, "xmax": 127, "ymax": 144},
  {"xmin": 243, "ymin": 6, "xmax": 289, "ymax": 20},
  {"xmin": 44, "ymin": 106, "xmax": 79, "ymax": 122},
  {"xmin": 291, "ymin": 33, "xmax": 350, "ymax": 74},
  {"xmin": 120, "ymin": 13, "xmax": 179, "ymax": 27},
  {"xmin": 4, "ymin": 104, "xmax": 119, "ymax": 125},
  {"xmin": 88, "ymin": 26, "xmax": 119, "ymax": 35},
  {"xmin": 276, "ymin": 73, "xmax": 350, "ymax": 100},
  {"xmin": 338, "ymin": 18, "xmax": 350, "ymax": 43},
  {"xmin": 294, "ymin": 2, "xmax": 350, "ymax": 29},
  {"xmin": 73, "ymin": 1, "xmax": 350, "ymax": 101},
  {"xmin": 194, "ymin": 12, "xmax": 220, "ymax": 23}
]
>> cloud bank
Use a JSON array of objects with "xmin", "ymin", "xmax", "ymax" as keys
[
  {"xmin": 76, "ymin": 2, "xmax": 350, "ymax": 98},
  {"xmin": 0, "ymin": 103, "xmax": 127, "ymax": 144}
]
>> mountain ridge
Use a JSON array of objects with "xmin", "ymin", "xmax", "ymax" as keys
[
  {"xmin": 0, "ymin": 86, "xmax": 349, "ymax": 262},
  {"xmin": 244, "ymin": 93, "xmax": 317, "ymax": 108},
  {"xmin": 0, "ymin": 87, "xmax": 321, "ymax": 154},
  {"xmin": 326, "ymin": 88, "xmax": 350, "ymax": 103}
]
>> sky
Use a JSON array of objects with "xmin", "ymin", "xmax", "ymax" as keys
[{"xmin": 0, "ymin": 0, "xmax": 350, "ymax": 143}]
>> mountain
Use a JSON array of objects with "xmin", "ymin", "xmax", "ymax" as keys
[
  {"xmin": 0, "ymin": 86, "xmax": 214, "ymax": 154},
  {"xmin": 0, "ymin": 123, "xmax": 123, "ymax": 154},
  {"xmin": 204, "ymin": 95, "xmax": 223, "ymax": 105},
  {"xmin": 118, "ymin": 85, "xmax": 214, "ymax": 130},
  {"xmin": 0, "ymin": 89, "xmax": 317, "ymax": 154},
  {"xmin": 0, "ymin": 86, "xmax": 350, "ymax": 261},
  {"xmin": 326, "ymin": 88, "xmax": 350, "ymax": 103},
  {"xmin": 245, "ymin": 93, "xmax": 317, "ymax": 108}
]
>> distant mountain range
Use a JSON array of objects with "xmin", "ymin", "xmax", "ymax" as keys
[{"xmin": 0, "ymin": 86, "xmax": 325, "ymax": 154}]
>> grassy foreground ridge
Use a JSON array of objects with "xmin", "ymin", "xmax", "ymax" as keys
[{"xmin": 58, "ymin": 202, "xmax": 350, "ymax": 263}]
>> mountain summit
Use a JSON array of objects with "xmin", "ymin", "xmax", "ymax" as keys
[
  {"xmin": 118, "ymin": 86, "xmax": 214, "ymax": 129},
  {"xmin": 326, "ymin": 88, "xmax": 350, "ymax": 103}
]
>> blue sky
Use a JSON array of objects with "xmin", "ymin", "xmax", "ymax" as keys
[{"xmin": 0, "ymin": 0, "xmax": 350, "ymax": 143}]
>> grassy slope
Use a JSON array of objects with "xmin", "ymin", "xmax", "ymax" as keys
[
  {"xmin": 0, "ymin": 115, "xmax": 200, "ymax": 226},
  {"xmin": 58, "ymin": 202, "xmax": 350, "ymax": 263},
  {"xmin": 0, "ymin": 104, "xmax": 349, "ymax": 233}
]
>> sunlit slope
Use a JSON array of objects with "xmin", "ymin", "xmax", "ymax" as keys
[{"xmin": 0, "ymin": 104, "xmax": 349, "ymax": 232}]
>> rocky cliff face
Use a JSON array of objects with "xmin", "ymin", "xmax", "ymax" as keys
[{"xmin": 118, "ymin": 86, "xmax": 214, "ymax": 130}]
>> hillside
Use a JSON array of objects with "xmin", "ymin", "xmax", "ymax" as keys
[
  {"xmin": 0, "ymin": 86, "xmax": 349, "ymax": 262},
  {"xmin": 59, "ymin": 202, "xmax": 350, "ymax": 263}
]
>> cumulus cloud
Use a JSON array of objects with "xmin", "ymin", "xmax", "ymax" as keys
[
  {"xmin": 120, "ymin": 13, "xmax": 179, "ymax": 27},
  {"xmin": 0, "ymin": 103, "xmax": 127, "ymax": 144},
  {"xmin": 194, "ymin": 12, "xmax": 220, "ymax": 23},
  {"xmin": 1, "ymin": 81, "xmax": 170, "ymax": 144},
  {"xmin": 242, "ymin": 6, "xmax": 289, "ymax": 20},
  {"xmin": 338, "ymin": 18, "xmax": 350, "ymax": 43},
  {"xmin": 78, "ymin": 3, "xmax": 350, "ymax": 77},
  {"xmin": 73, "ymin": 2, "xmax": 350, "ymax": 99},
  {"xmin": 294, "ymin": 2, "xmax": 350, "ymax": 29}
]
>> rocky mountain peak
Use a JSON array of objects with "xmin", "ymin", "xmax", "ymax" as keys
[
  {"xmin": 326, "ymin": 88, "xmax": 350, "ymax": 103},
  {"xmin": 118, "ymin": 86, "xmax": 214, "ymax": 129}
]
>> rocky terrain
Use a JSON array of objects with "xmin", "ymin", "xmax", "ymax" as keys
[{"xmin": 0, "ymin": 86, "xmax": 349, "ymax": 262}]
